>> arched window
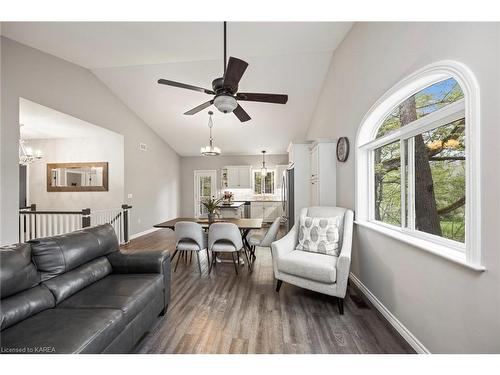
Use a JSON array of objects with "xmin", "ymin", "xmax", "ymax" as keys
[{"xmin": 356, "ymin": 61, "xmax": 482, "ymax": 270}]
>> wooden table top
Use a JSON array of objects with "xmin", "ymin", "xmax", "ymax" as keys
[{"xmin": 154, "ymin": 217, "xmax": 263, "ymax": 230}]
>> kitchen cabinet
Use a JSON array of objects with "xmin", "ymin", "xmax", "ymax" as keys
[
  {"xmin": 310, "ymin": 145, "xmax": 319, "ymax": 181},
  {"xmin": 251, "ymin": 201, "xmax": 283, "ymax": 222},
  {"xmin": 309, "ymin": 141, "xmax": 336, "ymax": 206},
  {"xmin": 225, "ymin": 166, "xmax": 252, "ymax": 189}
]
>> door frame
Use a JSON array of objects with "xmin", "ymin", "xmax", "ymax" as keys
[{"xmin": 193, "ymin": 170, "xmax": 218, "ymax": 217}]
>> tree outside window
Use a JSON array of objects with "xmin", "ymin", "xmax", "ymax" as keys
[{"xmin": 254, "ymin": 171, "xmax": 275, "ymax": 195}]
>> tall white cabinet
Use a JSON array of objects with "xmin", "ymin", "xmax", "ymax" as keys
[
  {"xmin": 309, "ymin": 141, "xmax": 336, "ymax": 206},
  {"xmin": 287, "ymin": 139, "xmax": 336, "ymax": 225}
]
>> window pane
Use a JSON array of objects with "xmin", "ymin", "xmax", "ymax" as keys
[
  {"xmin": 376, "ymin": 77, "xmax": 464, "ymax": 138},
  {"xmin": 374, "ymin": 141, "xmax": 401, "ymax": 226},
  {"xmin": 254, "ymin": 172, "xmax": 262, "ymax": 194},
  {"xmin": 409, "ymin": 119, "xmax": 466, "ymax": 242},
  {"xmin": 264, "ymin": 171, "xmax": 275, "ymax": 194}
]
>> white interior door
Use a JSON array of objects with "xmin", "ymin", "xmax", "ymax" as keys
[{"xmin": 194, "ymin": 170, "xmax": 217, "ymax": 218}]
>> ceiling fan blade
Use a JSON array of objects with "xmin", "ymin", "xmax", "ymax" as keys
[
  {"xmin": 236, "ymin": 92, "xmax": 288, "ymax": 104},
  {"xmin": 223, "ymin": 57, "xmax": 249, "ymax": 91},
  {"xmin": 233, "ymin": 104, "xmax": 251, "ymax": 122},
  {"xmin": 184, "ymin": 100, "xmax": 214, "ymax": 115},
  {"xmin": 158, "ymin": 79, "xmax": 214, "ymax": 95}
]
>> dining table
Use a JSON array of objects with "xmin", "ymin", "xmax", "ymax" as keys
[{"xmin": 153, "ymin": 217, "xmax": 263, "ymax": 267}]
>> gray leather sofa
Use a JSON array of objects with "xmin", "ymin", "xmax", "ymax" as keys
[{"xmin": 0, "ymin": 224, "xmax": 170, "ymax": 354}]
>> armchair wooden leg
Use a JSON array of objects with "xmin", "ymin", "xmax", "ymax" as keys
[
  {"xmin": 337, "ymin": 297, "xmax": 344, "ymax": 315},
  {"xmin": 276, "ymin": 279, "xmax": 283, "ymax": 292}
]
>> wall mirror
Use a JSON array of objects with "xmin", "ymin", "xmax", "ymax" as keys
[{"xmin": 47, "ymin": 162, "xmax": 108, "ymax": 192}]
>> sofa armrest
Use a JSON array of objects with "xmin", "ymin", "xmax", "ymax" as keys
[
  {"xmin": 107, "ymin": 249, "xmax": 170, "ymax": 274},
  {"xmin": 336, "ymin": 210, "xmax": 354, "ymax": 298},
  {"xmin": 107, "ymin": 250, "xmax": 171, "ymax": 312},
  {"xmin": 271, "ymin": 224, "xmax": 298, "ymax": 278}
]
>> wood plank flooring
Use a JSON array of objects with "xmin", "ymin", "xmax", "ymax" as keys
[{"xmin": 122, "ymin": 227, "xmax": 414, "ymax": 354}]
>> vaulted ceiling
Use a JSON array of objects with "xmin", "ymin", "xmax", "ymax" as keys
[{"xmin": 2, "ymin": 22, "xmax": 352, "ymax": 155}]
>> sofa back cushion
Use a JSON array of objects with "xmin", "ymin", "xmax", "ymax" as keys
[
  {"xmin": 30, "ymin": 224, "xmax": 119, "ymax": 282},
  {"xmin": 0, "ymin": 243, "xmax": 39, "ymax": 299},
  {"xmin": 43, "ymin": 257, "xmax": 112, "ymax": 304},
  {"xmin": 1, "ymin": 285, "xmax": 55, "ymax": 330}
]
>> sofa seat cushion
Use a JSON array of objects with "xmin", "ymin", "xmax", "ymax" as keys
[
  {"xmin": 57, "ymin": 274, "xmax": 163, "ymax": 324},
  {"xmin": 0, "ymin": 308, "xmax": 124, "ymax": 354},
  {"xmin": 277, "ymin": 250, "xmax": 338, "ymax": 284}
]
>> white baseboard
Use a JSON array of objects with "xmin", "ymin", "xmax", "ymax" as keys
[
  {"xmin": 349, "ymin": 272, "xmax": 430, "ymax": 354},
  {"xmin": 129, "ymin": 227, "xmax": 160, "ymax": 240}
]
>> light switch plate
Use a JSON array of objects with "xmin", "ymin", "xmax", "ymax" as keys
[{"xmin": 127, "ymin": 193, "xmax": 133, "ymax": 199}]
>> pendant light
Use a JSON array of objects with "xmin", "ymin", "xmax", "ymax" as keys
[
  {"xmin": 260, "ymin": 150, "xmax": 267, "ymax": 176},
  {"xmin": 200, "ymin": 111, "xmax": 221, "ymax": 156}
]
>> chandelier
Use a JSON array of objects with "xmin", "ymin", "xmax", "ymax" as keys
[
  {"xmin": 200, "ymin": 111, "xmax": 221, "ymax": 156},
  {"xmin": 19, "ymin": 137, "xmax": 43, "ymax": 166},
  {"xmin": 260, "ymin": 150, "xmax": 267, "ymax": 176}
]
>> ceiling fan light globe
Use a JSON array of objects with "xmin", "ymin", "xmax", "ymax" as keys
[{"xmin": 214, "ymin": 95, "xmax": 237, "ymax": 114}]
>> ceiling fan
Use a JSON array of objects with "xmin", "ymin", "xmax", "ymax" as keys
[{"xmin": 157, "ymin": 22, "xmax": 288, "ymax": 123}]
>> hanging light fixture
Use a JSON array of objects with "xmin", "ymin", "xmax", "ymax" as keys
[
  {"xmin": 200, "ymin": 111, "xmax": 221, "ymax": 156},
  {"xmin": 19, "ymin": 124, "xmax": 43, "ymax": 165},
  {"xmin": 260, "ymin": 150, "xmax": 267, "ymax": 176}
]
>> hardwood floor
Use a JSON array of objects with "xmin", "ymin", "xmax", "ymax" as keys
[{"xmin": 122, "ymin": 227, "xmax": 414, "ymax": 354}]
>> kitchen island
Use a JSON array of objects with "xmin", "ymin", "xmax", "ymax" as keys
[{"xmin": 218, "ymin": 201, "xmax": 245, "ymax": 219}]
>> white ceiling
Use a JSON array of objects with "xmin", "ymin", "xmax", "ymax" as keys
[
  {"xmin": 3, "ymin": 22, "xmax": 352, "ymax": 155},
  {"xmin": 20, "ymin": 98, "xmax": 119, "ymax": 139}
]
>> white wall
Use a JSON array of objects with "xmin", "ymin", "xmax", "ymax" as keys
[
  {"xmin": 306, "ymin": 22, "xmax": 500, "ymax": 353},
  {"xmin": 180, "ymin": 154, "xmax": 288, "ymax": 216},
  {"xmin": 27, "ymin": 136, "xmax": 124, "ymax": 211},
  {"xmin": 1, "ymin": 37, "xmax": 181, "ymax": 243}
]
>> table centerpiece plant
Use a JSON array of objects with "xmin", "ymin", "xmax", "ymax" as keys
[{"xmin": 202, "ymin": 196, "xmax": 223, "ymax": 223}]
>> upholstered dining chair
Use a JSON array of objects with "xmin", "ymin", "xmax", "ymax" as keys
[
  {"xmin": 248, "ymin": 217, "xmax": 281, "ymax": 259},
  {"xmin": 174, "ymin": 221, "xmax": 209, "ymax": 275},
  {"xmin": 208, "ymin": 222, "xmax": 250, "ymax": 275},
  {"xmin": 271, "ymin": 206, "xmax": 354, "ymax": 314}
]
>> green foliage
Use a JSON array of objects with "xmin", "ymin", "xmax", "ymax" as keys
[
  {"xmin": 374, "ymin": 78, "xmax": 466, "ymax": 243},
  {"xmin": 202, "ymin": 196, "xmax": 223, "ymax": 215}
]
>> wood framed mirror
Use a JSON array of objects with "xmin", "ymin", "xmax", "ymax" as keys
[{"xmin": 47, "ymin": 162, "xmax": 108, "ymax": 192}]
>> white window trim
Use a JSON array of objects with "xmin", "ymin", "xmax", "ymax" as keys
[{"xmin": 355, "ymin": 60, "xmax": 483, "ymax": 271}]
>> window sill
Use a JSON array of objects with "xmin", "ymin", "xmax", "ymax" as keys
[{"xmin": 354, "ymin": 220, "xmax": 485, "ymax": 272}]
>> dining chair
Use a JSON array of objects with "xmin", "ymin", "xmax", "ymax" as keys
[
  {"xmin": 208, "ymin": 222, "xmax": 249, "ymax": 275},
  {"xmin": 247, "ymin": 217, "xmax": 281, "ymax": 260},
  {"xmin": 174, "ymin": 221, "xmax": 209, "ymax": 275}
]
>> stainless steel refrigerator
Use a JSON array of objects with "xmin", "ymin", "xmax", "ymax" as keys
[{"xmin": 281, "ymin": 165, "xmax": 295, "ymax": 231}]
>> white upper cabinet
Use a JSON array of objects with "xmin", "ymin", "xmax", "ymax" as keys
[{"xmin": 226, "ymin": 166, "xmax": 252, "ymax": 189}]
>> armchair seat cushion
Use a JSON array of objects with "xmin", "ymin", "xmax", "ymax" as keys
[
  {"xmin": 278, "ymin": 250, "xmax": 337, "ymax": 284},
  {"xmin": 57, "ymin": 274, "xmax": 163, "ymax": 324}
]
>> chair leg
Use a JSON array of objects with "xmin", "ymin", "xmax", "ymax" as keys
[
  {"xmin": 276, "ymin": 279, "xmax": 283, "ymax": 292},
  {"xmin": 231, "ymin": 252, "xmax": 239, "ymax": 275},
  {"xmin": 196, "ymin": 251, "xmax": 202, "ymax": 275},
  {"xmin": 190, "ymin": 252, "xmax": 193, "ymax": 263},
  {"xmin": 242, "ymin": 247, "xmax": 252, "ymax": 271},
  {"xmin": 207, "ymin": 250, "xmax": 213, "ymax": 275},
  {"xmin": 337, "ymin": 297, "xmax": 344, "ymax": 315},
  {"xmin": 170, "ymin": 249, "xmax": 179, "ymax": 263},
  {"xmin": 174, "ymin": 250, "xmax": 183, "ymax": 272}
]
